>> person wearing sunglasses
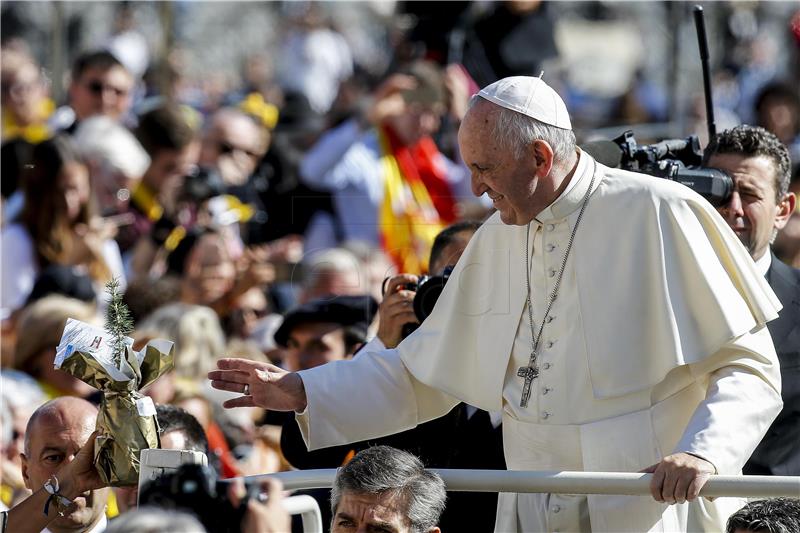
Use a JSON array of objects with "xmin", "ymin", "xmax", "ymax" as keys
[
  {"xmin": 198, "ymin": 107, "xmax": 268, "ymax": 188},
  {"xmin": 50, "ymin": 50, "xmax": 134, "ymax": 135}
]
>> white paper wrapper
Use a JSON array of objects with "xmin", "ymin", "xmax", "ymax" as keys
[{"xmin": 55, "ymin": 318, "xmax": 174, "ymax": 486}]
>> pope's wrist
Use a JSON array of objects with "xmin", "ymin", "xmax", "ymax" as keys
[{"xmin": 297, "ymin": 375, "xmax": 308, "ymax": 412}]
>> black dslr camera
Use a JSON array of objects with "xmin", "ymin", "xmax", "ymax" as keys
[
  {"xmin": 612, "ymin": 130, "xmax": 733, "ymax": 207},
  {"xmin": 401, "ymin": 266, "xmax": 454, "ymax": 338},
  {"xmin": 138, "ymin": 464, "xmax": 258, "ymax": 533}
]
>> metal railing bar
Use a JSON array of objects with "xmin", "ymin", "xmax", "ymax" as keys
[
  {"xmin": 282, "ymin": 495, "xmax": 323, "ymax": 533},
  {"xmin": 240, "ymin": 469, "xmax": 800, "ymax": 498}
]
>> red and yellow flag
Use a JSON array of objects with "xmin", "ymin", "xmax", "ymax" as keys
[{"xmin": 378, "ymin": 127, "xmax": 457, "ymax": 273}]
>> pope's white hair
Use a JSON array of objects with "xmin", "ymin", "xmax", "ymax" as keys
[{"xmin": 470, "ymin": 95, "xmax": 576, "ymax": 162}]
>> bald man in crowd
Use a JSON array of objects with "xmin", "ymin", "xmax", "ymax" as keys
[{"xmin": 21, "ymin": 397, "xmax": 109, "ymax": 533}]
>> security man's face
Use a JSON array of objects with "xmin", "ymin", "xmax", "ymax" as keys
[
  {"xmin": 285, "ymin": 322, "xmax": 349, "ymax": 371},
  {"xmin": 331, "ymin": 491, "xmax": 414, "ymax": 533},
  {"xmin": 709, "ymin": 153, "xmax": 795, "ymax": 261}
]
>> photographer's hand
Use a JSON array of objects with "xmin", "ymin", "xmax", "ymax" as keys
[
  {"xmin": 378, "ymin": 274, "xmax": 420, "ymax": 348},
  {"xmin": 209, "ymin": 359, "xmax": 307, "ymax": 412},
  {"xmin": 228, "ymin": 478, "xmax": 291, "ymax": 533}
]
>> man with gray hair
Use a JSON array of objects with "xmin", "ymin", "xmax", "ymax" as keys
[
  {"xmin": 299, "ymin": 247, "xmax": 364, "ymax": 303},
  {"xmin": 212, "ymin": 76, "xmax": 782, "ymax": 532},
  {"xmin": 73, "ymin": 115, "xmax": 150, "ymax": 220},
  {"xmin": 330, "ymin": 446, "xmax": 445, "ymax": 533}
]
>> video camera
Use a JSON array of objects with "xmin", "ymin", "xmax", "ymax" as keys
[
  {"xmin": 585, "ymin": 6, "xmax": 733, "ymax": 208},
  {"xmin": 138, "ymin": 463, "xmax": 258, "ymax": 533},
  {"xmin": 610, "ymin": 130, "xmax": 732, "ymax": 206}
]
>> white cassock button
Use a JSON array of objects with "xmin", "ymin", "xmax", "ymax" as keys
[
  {"xmin": 542, "ymin": 411, "xmax": 551, "ymax": 419},
  {"xmin": 546, "ymin": 315, "xmax": 555, "ymax": 323},
  {"xmin": 543, "ymin": 362, "xmax": 552, "ymax": 370},
  {"xmin": 547, "ymin": 340, "xmax": 554, "ymax": 348},
  {"xmin": 543, "ymin": 387, "xmax": 551, "ymax": 395},
  {"xmin": 548, "ymin": 269, "xmax": 556, "ymax": 278},
  {"xmin": 546, "ymin": 244, "xmax": 556, "ymax": 252},
  {"xmin": 552, "ymin": 504, "xmax": 561, "ymax": 513},
  {"xmin": 547, "ymin": 224, "xmax": 556, "ymax": 231}
]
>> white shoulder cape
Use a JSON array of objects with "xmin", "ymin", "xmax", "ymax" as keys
[{"xmin": 397, "ymin": 161, "xmax": 781, "ymax": 411}]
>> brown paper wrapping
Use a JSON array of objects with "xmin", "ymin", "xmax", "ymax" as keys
[{"xmin": 56, "ymin": 320, "xmax": 174, "ymax": 486}]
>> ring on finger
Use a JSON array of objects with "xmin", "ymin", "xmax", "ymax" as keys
[{"xmin": 243, "ymin": 383, "xmax": 250, "ymax": 396}]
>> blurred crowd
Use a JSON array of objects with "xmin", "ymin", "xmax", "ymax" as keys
[{"xmin": 1, "ymin": 1, "xmax": 799, "ymax": 532}]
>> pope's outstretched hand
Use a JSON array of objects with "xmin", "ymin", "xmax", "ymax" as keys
[{"xmin": 209, "ymin": 359, "xmax": 307, "ymax": 411}]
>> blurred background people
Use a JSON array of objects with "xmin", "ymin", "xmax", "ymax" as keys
[
  {"xmin": 72, "ymin": 115, "xmax": 150, "ymax": 237},
  {"xmin": 51, "ymin": 50, "xmax": 134, "ymax": 134},
  {"xmin": 13, "ymin": 296, "xmax": 98, "ymax": 399},
  {"xmin": 1, "ymin": 48, "xmax": 53, "ymax": 143},
  {"xmin": 1, "ymin": 135, "xmax": 124, "ymax": 318}
]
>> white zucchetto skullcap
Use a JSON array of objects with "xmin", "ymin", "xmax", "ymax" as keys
[{"xmin": 478, "ymin": 76, "xmax": 572, "ymax": 130}]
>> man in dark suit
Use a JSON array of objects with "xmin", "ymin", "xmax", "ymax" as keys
[{"xmin": 705, "ymin": 125, "xmax": 799, "ymax": 476}]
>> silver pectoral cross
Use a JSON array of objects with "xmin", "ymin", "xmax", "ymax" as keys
[{"xmin": 517, "ymin": 362, "xmax": 539, "ymax": 408}]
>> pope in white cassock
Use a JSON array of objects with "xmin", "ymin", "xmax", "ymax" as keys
[{"xmin": 209, "ymin": 77, "xmax": 783, "ymax": 532}]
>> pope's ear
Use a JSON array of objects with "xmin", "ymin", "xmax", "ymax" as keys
[
  {"xmin": 775, "ymin": 192, "xmax": 796, "ymax": 230},
  {"xmin": 531, "ymin": 140, "xmax": 555, "ymax": 177}
]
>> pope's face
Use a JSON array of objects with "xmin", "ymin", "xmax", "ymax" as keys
[
  {"xmin": 708, "ymin": 153, "xmax": 791, "ymax": 261},
  {"xmin": 458, "ymin": 100, "xmax": 543, "ymax": 225}
]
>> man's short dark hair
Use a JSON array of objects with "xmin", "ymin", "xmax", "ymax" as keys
[
  {"xmin": 155, "ymin": 404, "xmax": 209, "ymax": 456},
  {"xmin": 703, "ymin": 125, "xmax": 792, "ymax": 201},
  {"xmin": 330, "ymin": 446, "xmax": 446, "ymax": 533},
  {"xmin": 135, "ymin": 104, "xmax": 196, "ymax": 156},
  {"xmin": 429, "ymin": 221, "xmax": 482, "ymax": 273},
  {"xmin": 726, "ymin": 498, "xmax": 800, "ymax": 533},
  {"xmin": 71, "ymin": 50, "xmax": 127, "ymax": 81}
]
